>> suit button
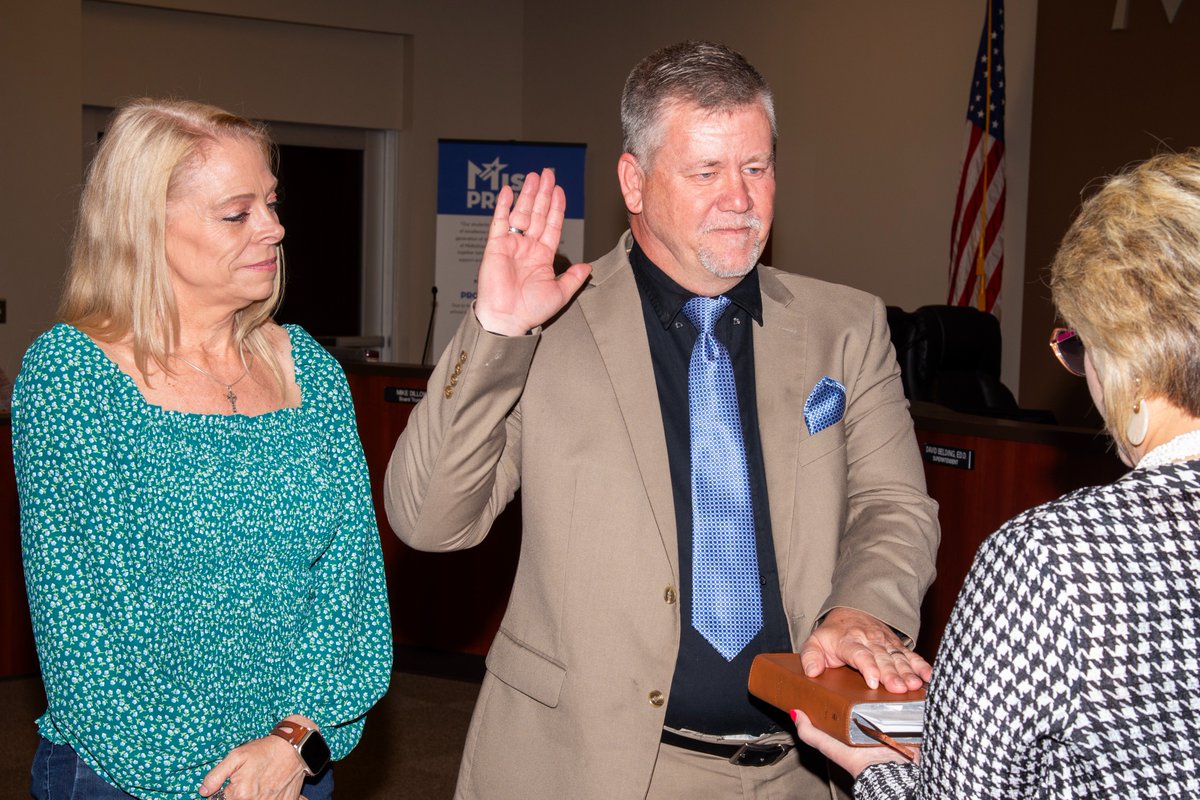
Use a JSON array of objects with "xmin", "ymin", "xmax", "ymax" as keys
[
  {"xmin": 663, "ymin": 586, "xmax": 677, "ymax": 604},
  {"xmin": 648, "ymin": 690, "xmax": 665, "ymax": 707}
]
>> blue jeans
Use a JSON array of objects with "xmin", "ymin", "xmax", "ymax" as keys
[{"xmin": 30, "ymin": 738, "xmax": 335, "ymax": 799}]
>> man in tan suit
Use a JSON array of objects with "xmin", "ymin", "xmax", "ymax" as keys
[{"xmin": 385, "ymin": 41, "xmax": 939, "ymax": 799}]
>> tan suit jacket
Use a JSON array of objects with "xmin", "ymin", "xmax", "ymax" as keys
[{"xmin": 384, "ymin": 233, "xmax": 939, "ymax": 800}]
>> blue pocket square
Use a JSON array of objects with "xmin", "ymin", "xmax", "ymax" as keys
[{"xmin": 804, "ymin": 376, "xmax": 846, "ymax": 435}]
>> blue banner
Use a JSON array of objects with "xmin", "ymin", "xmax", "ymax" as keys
[
  {"xmin": 437, "ymin": 140, "xmax": 586, "ymax": 218},
  {"xmin": 432, "ymin": 139, "xmax": 587, "ymax": 359}
]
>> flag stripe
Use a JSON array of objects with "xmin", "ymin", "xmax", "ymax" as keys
[
  {"xmin": 950, "ymin": 141, "xmax": 1005, "ymax": 287},
  {"xmin": 950, "ymin": 137, "xmax": 1005, "ymax": 268},
  {"xmin": 952, "ymin": 178, "xmax": 1005, "ymax": 307},
  {"xmin": 947, "ymin": 123, "xmax": 984, "ymax": 283},
  {"xmin": 948, "ymin": 0, "xmax": 1005, "ymax": 314},
  {"xmin": 950, "ymin": 148, "xmax": 1005, "ymax": 305}
]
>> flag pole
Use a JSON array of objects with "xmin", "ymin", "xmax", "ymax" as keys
[{"xmin": 974, "ymin": 0, "xmax": 993, "ymax": 311}]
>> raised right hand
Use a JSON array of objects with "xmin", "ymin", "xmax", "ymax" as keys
[{"xmin": 473, "ymin": 169, "xmax": 591, "ymax": 336}]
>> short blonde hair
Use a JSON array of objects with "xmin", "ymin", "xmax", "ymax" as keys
[
  {"xmin": 60, "ymin": 97, "xmax": 284, "ymax": 385},
  {"xmin": 1051, "ymin": 149, "xmax": 1200, "ymax": 453}
]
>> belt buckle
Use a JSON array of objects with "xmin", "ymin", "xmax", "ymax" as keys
[{"xmin": 729, "ymin": 741, "xmax": 791, "ymax": 767}]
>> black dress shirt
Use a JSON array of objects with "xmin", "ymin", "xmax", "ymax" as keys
[{"xmin": 629, "ymin": 239, "xmax": 793, "ymax": 736}]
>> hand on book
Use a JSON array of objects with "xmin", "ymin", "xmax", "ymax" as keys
[
  {"xmin": 798, "ymin": 608, "xmax": 931, "ymax": 693},
  {"xmin": 792, "ymin": 709, "xmax": 918, "ymax": 778}
]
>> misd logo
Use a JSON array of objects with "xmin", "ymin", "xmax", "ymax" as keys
[{"xmin": 466, "ymin": 157, "xmax": 528, "ymax": 209}]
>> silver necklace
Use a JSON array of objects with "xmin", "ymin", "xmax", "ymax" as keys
[
  {"xmin": 175, "ymin": 344, "xmax": 251, "ymax": 414},
  {"xmin": 1137, "ymin": 428, "xmax": 1200, "ymax": 469}
]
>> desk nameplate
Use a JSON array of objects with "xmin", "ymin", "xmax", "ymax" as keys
[
  {"xmin": 385, "ymin": 387, "xmax": 427, "ymax": 405},
  {"xmin": 922, "ymin": 443, "xmax": 975, "ymax": 470}
]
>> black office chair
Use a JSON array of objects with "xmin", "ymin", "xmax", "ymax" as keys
[
  {"xmin": 885, "ymin": 305, "xmax": 919, "ymax": 400},
  {"xmin": 886, "ymin": 304, "xmax": 1055, "ymax": 424}
]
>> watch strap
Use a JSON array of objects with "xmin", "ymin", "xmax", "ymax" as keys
[
  {"xmin": 270, "ymin": 719, "xmax": 310, "ymax": 748},
  {"xmin": 270, "ymin": 719, "xmax": 329, "ymax": 777}
]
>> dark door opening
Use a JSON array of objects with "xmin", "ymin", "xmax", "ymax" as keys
[{"xmin": 273, "ymin": 144, "xmax": 363, "ymax": 338}]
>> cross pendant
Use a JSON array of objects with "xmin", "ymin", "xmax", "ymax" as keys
[{"xmin": 225, "ymin": 386, "xmax": 239, "ymax": 414}]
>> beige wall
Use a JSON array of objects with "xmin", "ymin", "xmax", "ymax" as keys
[
  {"xmin": 1022, "ymin": 0, "xmax": 1200, "ymax": 426},
  {"xmin": 522, "ymin": 1, "xmax": 1039, "ymax": 397},
  {"xmin": 0, "ymin": 0, "xmax": 525, "ymax": 380},
  {"xmin": 1, "ymin": 1, "xmax": 83, "ymax": 391},
  {"xmin": 1, "ymin": 1, "xmax": 1039, "ymax": 396}
]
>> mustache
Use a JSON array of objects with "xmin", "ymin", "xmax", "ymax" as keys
[{"xmin": 701, "ymin": 215, "xmax": 763, "ymax": 234}]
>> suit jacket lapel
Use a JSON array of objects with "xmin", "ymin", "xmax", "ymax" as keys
[
  {"xmin": 754, "ymin": 268, "xmax": 809, "ymax": 587},
  {"xmin": 578, "ymin": 234, "xmax": 679, "ymax": 578}
]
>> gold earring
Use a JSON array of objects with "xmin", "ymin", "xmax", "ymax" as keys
[{"xmin": 1126, "ymin": 398, "xmax": 1149, "ymax": 447}]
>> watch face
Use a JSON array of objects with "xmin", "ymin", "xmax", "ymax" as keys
[{"xmin": 300, "ymin": 730, "xmax": 331, "ymax": 775}]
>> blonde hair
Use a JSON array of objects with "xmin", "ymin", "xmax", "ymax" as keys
[
  {"xmin": 60, "ymin": 97, "xmax": 285, "ymax": 387},
  {"xmin": 1051, "ymin": 149, "xmax": 1200, "ymax": 453}
]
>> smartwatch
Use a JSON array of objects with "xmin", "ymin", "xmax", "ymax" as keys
[{"xmin": 270, "ymin": 719, "xmax": 331, "ymax": 777}]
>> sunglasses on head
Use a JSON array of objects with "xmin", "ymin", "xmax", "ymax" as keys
[{"xmin": 1049, "ymin": 327, "xmax": 1086, "ymax": 377}]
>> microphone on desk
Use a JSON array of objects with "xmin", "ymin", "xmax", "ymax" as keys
[{"xmin": 421, "ymin": 286, "xmax": 438, "ymax": 366}]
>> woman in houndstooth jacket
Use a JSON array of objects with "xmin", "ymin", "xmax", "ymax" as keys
[{"xmin": 794, "ymin": 150, "xmax": 1200, "ymax": 798}]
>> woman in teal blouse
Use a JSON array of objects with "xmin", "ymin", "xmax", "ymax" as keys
[{"xmin": 12, "ymin": 98, "xmax": 392, "ymax": 799}]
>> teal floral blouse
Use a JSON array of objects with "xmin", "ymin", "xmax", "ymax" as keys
[{"xmin": 12, "ymin": 324, "xmax": 392, "ymax": 799}]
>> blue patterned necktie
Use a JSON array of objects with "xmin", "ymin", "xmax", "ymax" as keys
[{"xmin": 682, "ymin": 295, "xmax": 763, "ymax": 662}]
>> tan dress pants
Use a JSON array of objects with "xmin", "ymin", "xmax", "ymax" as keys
[{"xmin": 645, "ymin": 739, "xmax": 851, "ymax": 800}]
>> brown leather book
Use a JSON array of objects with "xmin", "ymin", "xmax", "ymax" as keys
[{"xmin": 748, "ymin": 654, "xmax": 926, "ymax": 747}]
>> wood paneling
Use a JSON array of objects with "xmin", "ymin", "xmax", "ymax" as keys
[
  {"xmin": 912, "ymin": 405, "xmax": 1126, "ymax": 659},
  {"xmin": 344, "ymin": 365, "xmax": 520, "ymax": 658},
  {"xmin": 0, "ymin": 419, "xmax": 37, "ymax": 677},
  {"xmin": 0, "ymin": 365, "xmax": 518, "ymax": 678},
  {"xmin": 345, "ymin": 373, "xmax": 1130, "ymax": 665},
  {"xmin": 0, "ymin": 384, "xmax": 1129, "ymax": 677},
  {"xmin": 1021, "ymin": 2, "xmax": 1200, "ymax": 423}
]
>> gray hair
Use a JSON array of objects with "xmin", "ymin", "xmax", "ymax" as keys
[{"xmin": 621, "ymin": 40, "xmax": 776, "ymax": 164}]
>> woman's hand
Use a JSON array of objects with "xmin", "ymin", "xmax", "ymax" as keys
[
  {"xmin": 792, "ymin": 710, "xmax": 916, "ymax": 779},
  {"xmin": 473, "ymin": 168, "xmax": 591, "ymax": 336},
  {"xmin": 198, "ymin": 733, "xmax": 306, "ymax": 800}
]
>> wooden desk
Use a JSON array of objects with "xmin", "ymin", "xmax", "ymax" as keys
[
  {"xmin": 0, "ymin": 367, "xmax": 516, "ymax": 679},
  {"xmin": 344, "ymin": 371, "xmax": 1128, "ymax": 664},
  {"xmin": 344, "ymin": 364, "xmax": 520, "ymax": 659},
  {"xmin": 910, "ymin": 402, "xmax": 1126, "ymax": 659},
  {"xmin": 0, "ymin": 375, "xmax": 1127, "ymax": 677},
  {"xmin": 0, "ymin": 415, "xmax": 37, "ymax": 676}
]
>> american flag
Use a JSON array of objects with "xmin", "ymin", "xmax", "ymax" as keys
[{"xmin": 948, "ymin": 0, "xmax": 1006, "ymax": 313}]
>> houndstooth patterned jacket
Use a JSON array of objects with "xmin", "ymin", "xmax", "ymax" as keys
[{"xmin": 856, "ymin": 461, "xmax": 1200, "ymax": 799}]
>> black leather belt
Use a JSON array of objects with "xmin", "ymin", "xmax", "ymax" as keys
[{"xmin": 660, "ymin": 729, "xmax": 794, "ymax": 767}]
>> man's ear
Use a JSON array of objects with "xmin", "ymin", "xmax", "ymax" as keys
[{"xmin": 617, "ymin": 154, "xmax": 644, "ymax": 215}]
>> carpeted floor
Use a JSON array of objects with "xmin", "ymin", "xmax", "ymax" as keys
[{"xmin": 0, "ymin": 667, "xmax": 481, "ymax": 799}]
